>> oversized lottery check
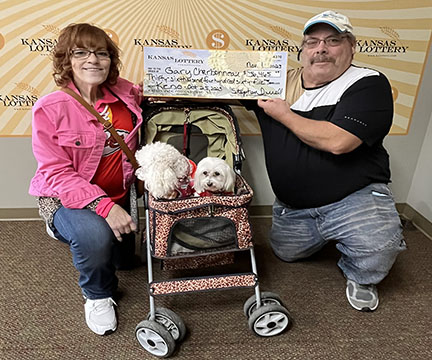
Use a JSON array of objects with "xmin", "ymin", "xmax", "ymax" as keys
[{"xmin": 143, "ymin": 47, "xmax": 287, "ymax": 99}]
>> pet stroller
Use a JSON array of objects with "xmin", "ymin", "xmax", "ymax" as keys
[{"xmin": 135, "ymin": 102, "xmax": 291, "ymax": 357}]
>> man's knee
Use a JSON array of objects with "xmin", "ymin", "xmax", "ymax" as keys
[
  {"xmin": 270, "ymin": 239, "xmax": 321, "ymax": 262},
  {"xmin": 273, "ymin": 251, "xmax": 306, "ymax": 263},
  {"xmin": 337, "ymin": 234, "xmax": 406, "ymax": 284}
]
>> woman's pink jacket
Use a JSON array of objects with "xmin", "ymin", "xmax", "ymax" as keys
[{"xmin": 29, "ymin": 78, "xmax": 143, "ymax": 209}]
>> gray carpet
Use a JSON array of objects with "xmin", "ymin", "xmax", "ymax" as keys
[{"xmin": 1, "ymin": 218, "xmax": 431, "ymax": 359}]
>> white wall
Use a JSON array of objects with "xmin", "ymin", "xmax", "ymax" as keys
[
  {"xmin": 0, "ymin": 137, "xmax": 36, "ymax": 209},
  {"xmin": 241, "ymin": 135, "xmax": 274, "ymax": 205},
  {"xmin": 384, "ymin": 44, "xmax": 432, "ymax": 205},
  {"xmin": 407, "ymin": 112, "xmax": 432, "ymax": 221}
]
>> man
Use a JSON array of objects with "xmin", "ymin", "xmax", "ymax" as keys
[{"xmin": 249, "ymin": 10, "xmax": 406, "ymax": 311}]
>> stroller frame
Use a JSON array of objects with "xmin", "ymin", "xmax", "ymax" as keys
[
  {"xmin": 135, "ymin": 104, "xmax": 291, "ymax": 358},
  {"xmin": 144, "ymin": 190, "xmax": 260, "ymax": 305}
]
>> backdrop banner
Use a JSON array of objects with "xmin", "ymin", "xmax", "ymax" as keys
[{"xmin": 0, "ymin": 0, "xmax": 431, "ymax": 136}]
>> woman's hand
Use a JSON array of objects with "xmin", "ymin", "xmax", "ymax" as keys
[
  {"xmin": 145, "ymin": 96, "xmax": 174, "ymax": 103},
  {"xmin": 105, "ymin": 204, "xmax": 137, "ymax": 241}
]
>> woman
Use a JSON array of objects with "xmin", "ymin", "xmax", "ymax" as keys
[{"xmin": 29, "ymin": 23, "xmax": 143, "ymax": 335}]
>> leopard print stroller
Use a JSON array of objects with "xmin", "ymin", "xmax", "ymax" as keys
[{"xmin": 135, "ymin": 102, "xmax": 291, "ymax": 357}]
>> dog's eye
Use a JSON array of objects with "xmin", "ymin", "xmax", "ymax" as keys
[
  {"xmin": 214, "ymin": 172, "xmax": 220, "ymax": 176},
  {"xmin": 203, "ymin": 171, "xmax": 208, "ymax": 175}
]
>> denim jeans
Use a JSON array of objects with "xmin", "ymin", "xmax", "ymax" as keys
[
  {"xmin": 270, "ymin": 183, "xmax": 406, "ymax": 285},
  {"xmin": 52, "ymin": 207, "xmax": 135, "ymax": 299}
]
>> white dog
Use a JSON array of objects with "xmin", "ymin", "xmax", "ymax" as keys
[
  {"xmin": 135, "ymin": 142, "xmax": 193, "ymax": 199},
  {"xmin": 193, "ymin": 157, "xmax": 236, "ymax": 196}
]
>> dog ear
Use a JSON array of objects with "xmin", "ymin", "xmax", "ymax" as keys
[
  {"xmin": 160, "ymin": 167, "xmax": 178, "ymax": 196},
  {"xmin": 141, "ymin": 166, "xmax": 158, "ymax": 197},
  {"xmin": 192, "ymin": 170, "xmax": 204, "ymax": 193},
  {"xmin": 143, "ymin": 162, "xmax": 177, "ymax": 199},
  {"xmin": 223, "ymin": 165, "xmax": 236, "ymax": 193},
  {"xmin": 135, "ymin": 167, "xmax": 146, "ymax": 181},
  {"xmin": 135, "ymin": 147, "xmax": 153, "ymax": 172}
]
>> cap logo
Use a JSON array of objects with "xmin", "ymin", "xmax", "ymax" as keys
[{"xmin": 321, "ymin": 12, "xmax": 346, "ymax": 22}]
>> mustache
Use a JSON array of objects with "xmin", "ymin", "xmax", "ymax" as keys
[{"xmin": 311, "ymin": 56, "xmax": 335, "ymax": 64}]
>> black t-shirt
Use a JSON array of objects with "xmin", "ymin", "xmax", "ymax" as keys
[{"xmin": 248, "ymin": 65, "xmax": 393, "ymax": 208}]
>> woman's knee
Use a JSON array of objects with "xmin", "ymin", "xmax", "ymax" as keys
[
  {"xmin": 54, "ymin": 208, "xmax": 115, "ymax": 255},
  {"xmin": 72, "ymin": 226, "xmax": 115, "ymax": 269},
  {"xmin": 74, "ymin": 223, "xmax": 114, "ymax": 254}
]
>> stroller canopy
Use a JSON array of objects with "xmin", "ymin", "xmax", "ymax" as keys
[{"xmin": 144, "ymin": 106, "xmax": 242, "ymax": 168}]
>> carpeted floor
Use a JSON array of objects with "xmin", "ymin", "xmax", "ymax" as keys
[{"xmin": 1, "ymin": 218, "xmax": 431, "ymax": 360}]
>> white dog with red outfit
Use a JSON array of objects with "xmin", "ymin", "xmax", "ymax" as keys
[
  {"xmin": 193, "ymin": 157, "xmax": 236, "ymax": 196},
  {"xmin": 135, "ymin": 142, "xmax": 195, "ymax": 199}
]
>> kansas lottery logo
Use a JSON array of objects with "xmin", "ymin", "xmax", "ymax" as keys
[
  {"xmin": 0, "ymin": 94, "xmax": 38, "ymax": 108},
  {"xmin": 20, "ymin": 38, "xmax": 57, "ymax": 53},
  {"xmin": 357, "ymin": 27, "xmax": 408, "ymax": 57},
  {"xmin": 0, "ymin": 83, "xmax": 40, "ymax": 109},
  {"xmin": 134, "ymin": 38, "xmax": 193, "ymax": 50},
  {"xmin": 245, "ymin": 38, "xmax": 300, "ymax": 52}
]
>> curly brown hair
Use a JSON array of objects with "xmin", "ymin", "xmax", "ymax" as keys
[{"xmin": 52, "ymin": 23, "xmax": 122, "ymax": 87}]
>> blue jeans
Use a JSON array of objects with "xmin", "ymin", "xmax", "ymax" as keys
[
  {"xmin": 270, "ymin": 183, "xmax": 406, "ymax": 285},
  {"xmin": 52, "ymin": 207, "xmax": 135, "ymax": 299}
]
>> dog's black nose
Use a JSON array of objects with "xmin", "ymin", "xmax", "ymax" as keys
[{"xmin": 207, "ymin": 182, "xmax": 213, "ymax": 187}]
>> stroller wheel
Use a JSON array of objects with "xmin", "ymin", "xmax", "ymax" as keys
[
  {"xmin": 243, "ymin": 292, "xmax": 283, "ymax": 317},
  {"xmin": 148, "ymin": 307, "xmax": 187, "ymax": 342},
  {"xmin": 135, "ymin": 319, "xmax": 175, "ymax": 358},
  {"xmin": 248, "ymin": 303, "xmax": 291, "ymax": 337}
]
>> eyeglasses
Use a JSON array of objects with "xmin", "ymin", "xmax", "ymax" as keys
[
  {"xmin": 71, "ymin": 48, "xmax": 111, "ymax": 59},
  {"xmin": 302, "ymin": 36, "xmax": 347, "ymax": 49}
]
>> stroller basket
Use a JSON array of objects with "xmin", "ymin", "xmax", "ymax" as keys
[{"xmin": 148, "ymin": 174, "xmax": 253, "ymax": 259}]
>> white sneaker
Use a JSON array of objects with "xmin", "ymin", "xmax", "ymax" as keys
[
  {"xmin": 84, "ymin": 297, "xmax": 117, "ymax": 335},
  {"xmin": 346, "ymin": 280, "xmax": 379, "ymax": 312}
]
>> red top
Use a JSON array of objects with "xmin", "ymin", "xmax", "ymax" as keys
[{"xmin": 91, "ymin": 98, "xmax": 133, "ymax": 207}]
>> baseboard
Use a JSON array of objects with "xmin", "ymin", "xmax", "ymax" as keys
[
  {"xmin": 397, "ymin": 203, "xmax": 432, "ymax": 240},
  {"xmin": 247, "ymin": 205, "xmax": 272, "ymax": 217},
  {"xmin": 0, "ymin": 208, "xmax": 40, "ymax": 220},
  {"xmin": 1, "ymin": 204, "xmax": 431, "ymax": 239}
]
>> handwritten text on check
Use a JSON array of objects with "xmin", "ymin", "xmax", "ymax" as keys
[{"xmin": 143, "ymin": 47, "xmax": 288, "ymax": 99}]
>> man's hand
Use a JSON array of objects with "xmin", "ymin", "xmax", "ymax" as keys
[
  {"xmin": 257, "ymin": 98, "xmax": 292, "ymax": 122},
  {"xmin": 105, "ymin": 204, "xmax": 137, "ymax": 242}
]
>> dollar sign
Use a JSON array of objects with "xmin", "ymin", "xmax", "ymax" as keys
[
  {"xmin": 212, "ymin": 33, "xmax": 225, "ymax": 49},
  {"xmin": 206, "ymin": 29, "xmax": 229, "ymax": 50},
  {"xmin": 104, "ymin": 29, "xmax": 119, "ymax": 45},
  {"xmin": 391, "ymin": 86, "xmax": 398, "ymax": 102}
]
